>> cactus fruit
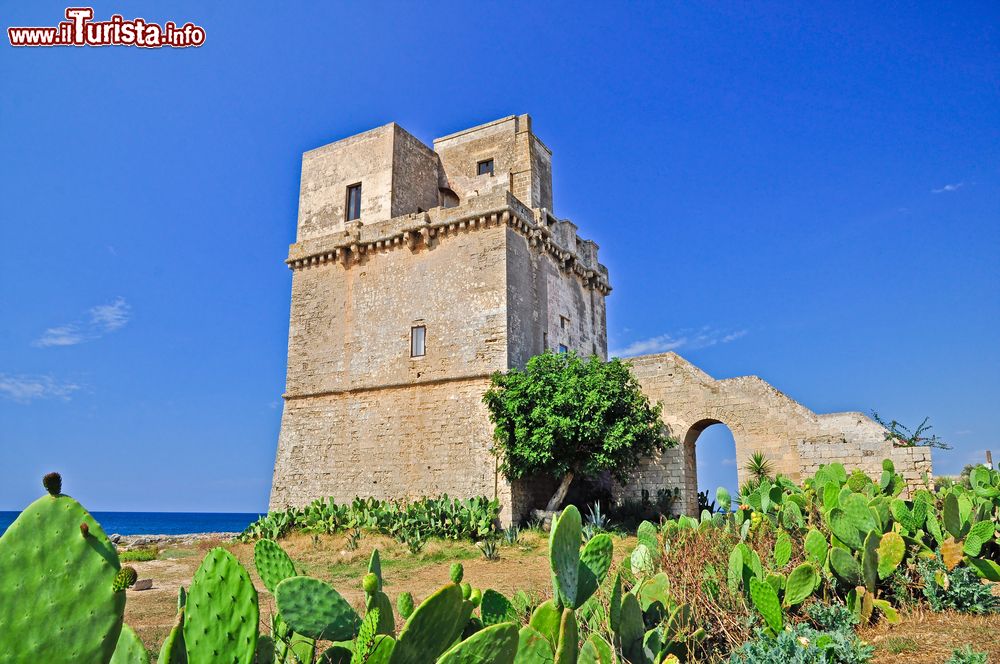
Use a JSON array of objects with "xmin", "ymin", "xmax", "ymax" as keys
[
  {"xmin": 42, "ymin": 471, "xmax": 62, "ymax": 495},
  {"xmin": 114, "ymin": 566, "xmax": 139, "ymax": 592},
  {"xmin": 109, "ymin": 624, "xmax": 150, "ymax": 664},
  {"xmin": 469, "ymin": 588, "xmax": 483, "ymax": 607},
  {"xmin": 438, "ymin": 622, "xmax": 518, "ymax": 664},
  {"xmin": 364, "ymin": 573, "xmax": 380, "ymax": 594},
  {"xmin": 749, "ymin": 577, "xmax": 783, "ymax": 634},
  {"xmin": 184, "ymin": 547, "xmax": 259, "ymax": 664},
  {"xmin": 877, "ymin": 531, "xmax": 905, "ymax": 579},
  {"xmin": 253, "ymin": 538, "xmax": 297, "ymax": 593},
  {"xmin": 276, "ymin": 576, "xmax": 359, "ymax": 642},
  {"xmin": 450, "ymin": 562, "xmax": 464, "ymax": 584},
  {"xmin": 830, "ymin": 548, "xmax": 862, "ymax": 587},
  {"xmin": 390, "ymin": 582, "xmax": 465, "ymax": 664},
  {"xmin": 0, "ymin": 475, "xmax": 126, "ymax": 663},
  {"xmin": 783, "ymin": 563, "xmax": 817, "ymax": 608},
  {"xmin": 397, "ymin": 592, "xmax": 415, "ymax": 620}
]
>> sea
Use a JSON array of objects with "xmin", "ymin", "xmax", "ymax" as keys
[{"xmin": 0, "ymin": 511, "xmax": 263, "ymax": 536}]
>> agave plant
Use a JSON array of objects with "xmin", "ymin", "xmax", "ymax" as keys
[{"xmin": 744, "ymin": 451, "xmax": 775, "ymax": 483}]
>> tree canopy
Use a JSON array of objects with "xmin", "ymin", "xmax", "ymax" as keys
[{"xmin": 482, "ymin": 351, "xmax": 675, "ymax": 510}]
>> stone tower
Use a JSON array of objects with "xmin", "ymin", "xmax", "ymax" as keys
[
  {"xmin": 269, "ymin": 115, "xmax": 610, "ymax": 523},
  {"xmin": 270, "ymin": 114, "xmax": 932, "ymax": 523}
]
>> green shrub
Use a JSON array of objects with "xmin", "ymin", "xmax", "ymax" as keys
[
  {"xmin": 806, "ymin": 602, "xmax": 858, "ymax": 633},
  {"xmin": 945, "ymin": 646, "xmax": 988, "ymax": 664},
  {"xmin": 118, "ymin": 547, "xmax": 157, "ymax": 562},
  {"xmin": 919, "ymin": 559, "xmax": 1000, "ymax": 614},
  {"xmin": 238, "ymin": 494, "xmax": 500, "ymax": 542},
  {"xmin": 728, "ymin": 623, "xmax": 873, "ymax": 664}
]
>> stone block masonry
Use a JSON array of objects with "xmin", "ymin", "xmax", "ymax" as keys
[{"xmin": 269, "ymin": 114, "xmax": 932, "ymax": 524}]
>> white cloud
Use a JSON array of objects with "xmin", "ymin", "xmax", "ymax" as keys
[
  {"xmin": 722, "ymin": 457, "xmax": 737, "ymax": 466},
  {"xmin": 611, "ymin": 326, "xmax": 748, "ymax": 358},
  {"xmin": 34, "ymin": 297, "xmax": 130, "ymax": 348},
  {"xmin": 932, "ymin": 183, "xmax": 964, "ymax": 194},
  {"xmin": 0, "ymin": 374, "xmax": 80, "ymax": 403}
]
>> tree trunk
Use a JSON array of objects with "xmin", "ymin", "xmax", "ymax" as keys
[{"xmin": 545, "ymin": 471, "xmax": 575, "ymax": 512}]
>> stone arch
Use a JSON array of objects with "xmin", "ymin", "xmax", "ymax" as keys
[
  {"xmin": 680, "ymin": 418, "xmax": 745, "ymax": 516},
  {"xmin": 608, "ymin": 351, "xmax": 933, "ymax": 516}
]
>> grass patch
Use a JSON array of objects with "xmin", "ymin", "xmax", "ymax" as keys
[
  {"xmin": 119, "ymin": 547, "xmax": 157, "ymax": 562},
  {"xmin": 158, "ymin": 547, "xmax": 197, "ymax": 560},
  {"xmin": 880, "ymin": 637, "xmax": 919, "ymax": 654}
]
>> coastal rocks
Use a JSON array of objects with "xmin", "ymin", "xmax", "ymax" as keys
[{"xmin": 110, "ymin": 532, "xmax": 237, "ymax": 550}]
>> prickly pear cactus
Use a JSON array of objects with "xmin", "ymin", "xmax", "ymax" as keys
[
  {"xmin": 438, "ymin": 622, "xmax": 518, "ymax": 664},
  {"xmin": 0, "ymin": 473, "xmax": 125, "ymax": 663},
  {"xmin": 276, "ymin": 576, "xmax": 360, "ymax": 642},
  {"xmin": 183, "ymin": 547, "xmax": 259, "ymax": 664},
  {"xmin": 749, "ymin": 577, "xmax": 783, "ymax": 634},
  {"xmin": 253, "ymin": 538, "xmax": 297, "ymax": 593},
  {"xmin": 397, "ymin": 592, "xmax": 415, "ymax": 620},
  {"xmin": 110, "ymin": 623, "xmax": 150, "ymax": 664},
  {"xmin": 390, "ymin": 583, "xmax": 465, "ymax": 664}
]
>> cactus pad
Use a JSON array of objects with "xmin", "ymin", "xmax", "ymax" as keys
[
  {"xmin": 516, "ymin": 625, "xmax": 554, "ymax": 662},
  {"xmin": 773, "ymin": 531, "xmax": 791, "ymax": 568},
  {"xmin": 554, "ymin": 608, "xmax": 579, "ymax": 664},
  {"xmin": 749, "ymin": 576, "xmax": 783, "ymax": 634},
  {"xmin": 110, "ymin": 623, "xmax": 150, "ymax": 664},
  {"xmin": 963, "ymin": 520, "xmax": 995, "ymax": 557},
  {"xmin": 480, "ymin": 589, "xmax": 515, "ymax": 626},
  {"xmin": 877, "ymin": 531, "xmax": 905, "ymax": 579},
  {"xmin": 276, "ymin": 575, "xmax": 359, "ymax": 642},
  {"xmin": 575, "ymin": 533, "xmax": 613, "ymax": 609},
  {"xmin": 549, "ymin": 505, "xmax": 582, "ymax": 607},
  {"xmin": 438, "ymin": 622, "xmax": 518, "ymax": 664},
  {"xmin": 183, "ymin": 547, "xmax": 259, "ymax": 664},
  {"xmin": 253, "ymin": 538, "xmax": 297, "ymax": 593},
  {"xmin": 0, "ymin": 485, "xmax": 125, "ymax": 663},
  {"xmin": 804, "ymin": 529, "xmax": 828, "ymax": 567},
  {"xmin": 829, "ymin": 548, "xmax": 862, "ymax": 587},
  {"xmin": 390, "ymin": 582, "xmax": 464, "ymax": 664},
  {"xmin": 783, "ymin": 563, "xmax": 817, "ymax": 607}
]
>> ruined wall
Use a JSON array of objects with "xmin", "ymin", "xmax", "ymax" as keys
[{"xmin": 623, "ymin": 352, "xmax": 932, "ymax": 515}]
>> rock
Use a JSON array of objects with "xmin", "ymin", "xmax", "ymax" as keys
[
  {"xmin": 132, "ymin": 579, "xmax": 153, "ymax": 591},
  {"xmin": 112, "ymin": 532, "xmax": 238, "ymax": 551}
]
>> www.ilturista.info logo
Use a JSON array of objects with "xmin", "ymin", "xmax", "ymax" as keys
[{"xmin": 8, "ymin": 8, "xmax": 205, "ymax": 48}]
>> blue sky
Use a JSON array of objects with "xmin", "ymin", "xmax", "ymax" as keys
[{"xmin": 1, "ymin": 2, "xmax": 997, "ymax": 512}]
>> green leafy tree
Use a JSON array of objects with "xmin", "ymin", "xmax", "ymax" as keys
[{"xmin": 482, "ymin": 351, "xmax": 675, "ymax": 512}]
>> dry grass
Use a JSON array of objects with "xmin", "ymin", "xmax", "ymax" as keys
[
  {"xmin": 861, "ymin": 609, "xmax": 1000, "ymax": 663},
  {"xmin": 122, "ymin": 531, "xmax": 994, "ymax": 662}
]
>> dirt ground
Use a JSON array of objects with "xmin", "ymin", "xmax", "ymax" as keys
[
  {"xmin": 125, "ymin": 533, "xmax": 994, "ymax": 663},
  {"xmin": 860, "ymin": 609, "xmax": 1000, "ymax": 663},
  {"xmin": 124, "ymin": 531, "xmax": 562, "ymax": 655}
]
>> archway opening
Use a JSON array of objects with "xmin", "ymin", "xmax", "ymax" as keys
[{"xmin": 684, "ymin": 419, "xmax": 739, "ymax": 515}]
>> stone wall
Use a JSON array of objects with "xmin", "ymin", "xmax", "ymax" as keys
[{"xmin": 624, "ymin": 352, "xmax": 933, "ymax": 515}]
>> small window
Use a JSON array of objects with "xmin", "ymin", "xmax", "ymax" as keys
[
  {"xmin": 543, "ymin": 332, "xmax": 548, "ymax": 349},
  {"xmin": 477, "ymin": 159, "xmax": 494, "ymax": 176},
  {"xmin": 410, "ymin": 325, "xmax": 426, "ymax": 357},
  {"xmin": 560, "ymin": 315, "xmax": 569, "ymax": 330},
  {"xmin": 558, "ymin": 344, "xmax": 568, "ymax": 354},
  {"xmin": 346, "ymin": 183, "xmax": 362, "ymax": 221}
]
